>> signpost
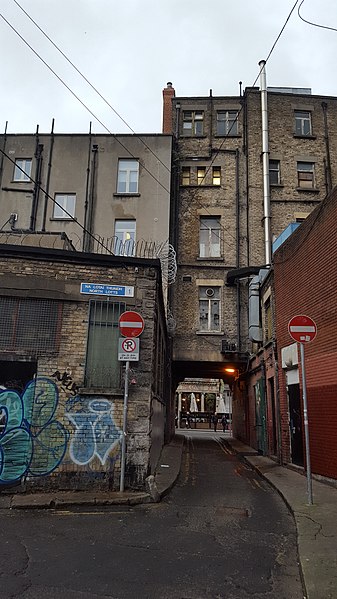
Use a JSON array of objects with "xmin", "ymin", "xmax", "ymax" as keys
[
  {"xmin": 118, "ymin": 311, "xmax": 144, "ymax": 492},
  {"xmin": 288, "ymin": 314, "xmax": 317, "ymax": 505}
]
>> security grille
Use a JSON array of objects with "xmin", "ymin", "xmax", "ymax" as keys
[
  {"xmin": 0, "ymin": 297, "xmax": 62, "ymax": 354},
  {"xmin": 85, "ymin": 299, "xmax": 126, "ymax": 389}
]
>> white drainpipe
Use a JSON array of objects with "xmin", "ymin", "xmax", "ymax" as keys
[{"xmin": 259, "ymin": 60, "xmax": 272, "ymax": 266}]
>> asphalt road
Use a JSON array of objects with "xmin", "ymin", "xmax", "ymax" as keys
[{"xmin": 0, "ymin": 432, "xmax": 304, "ymax": 599}]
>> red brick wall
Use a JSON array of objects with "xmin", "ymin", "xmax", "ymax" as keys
[{"xmin": 274, "ymin": 187, "xmax": 337, "ymax": 479}]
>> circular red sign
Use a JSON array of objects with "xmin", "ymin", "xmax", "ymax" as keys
[
  {"xmin": 288, "ymin": 314, "xmax": 317, "ymax": 343},
  {"xmin": 119, "ymin": 311, "xmax": 145, "ymax": 338}
]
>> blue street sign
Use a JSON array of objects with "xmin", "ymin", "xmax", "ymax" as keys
[{"xmin": 80, "ymin": 283, "xmax": 134, "ymax": 297}]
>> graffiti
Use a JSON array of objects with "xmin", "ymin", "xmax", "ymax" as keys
[
  {"xmin": 51, "ymin": 369, "xmax": 79, "ymax": 396},
  {"xmin": 66, "ymin": 399, "xmax": 121, "ymax": 466},
  {"xmin": 0, "ymin": 378, "xmax": 68, "ymax": 485}
]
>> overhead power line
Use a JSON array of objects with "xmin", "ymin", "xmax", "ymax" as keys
[
  {"xmin": 0, "ymin": 11, "xmax": 170, "ymax": 196},
  {"xmin": 298, "ymin": 0, "xmax": 337, "ymax": 33},
  {"xmin": 11, "ymin": 0, "xmax": 170, "ymax": 174}
]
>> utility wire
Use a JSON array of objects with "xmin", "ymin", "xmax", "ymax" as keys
[
  {"xmin": 11, "ymin": 0, "xmax": 171, "ymax": 174},
  {"xmin": 298, "ymin": 0, "xmax": 337, "ymax": 33},
  {"xmin": 0, "ymin": 11, "xmax": 170, "ymax": 196},
  {"xmin": 0, "ymin": 146, "xmax": 128, "ymax": 262}
]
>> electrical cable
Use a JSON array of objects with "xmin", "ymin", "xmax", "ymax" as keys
[
  {"xmin": 0, "ymin": 146, "xmax": 129, "ymax": 263},
  {"xmin": 0, "ymin": 11, "xmax": 170, "ymax": 196},
  {"xmin": 11, "ymin": 0, "xmax": 171, "ymax": 174},
  {"xmin": 298, "ymin": 0, "xmax": 337, "ymax": 33}
]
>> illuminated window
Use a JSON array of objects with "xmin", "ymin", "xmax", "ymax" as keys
[
  {"xmin": 114, "ymin": 219, "xmax": 136, "ymax": 256},
  {"xmin": 181, "ymin": 166, "xmax": 191, "ymax": 186},
  {"xmin": 212, "ymin": 167, "xmax": 221, "ymax": 186},
  {"xmin": 197, "ymin": 167, "xmax": 206, "ymax": 186}
]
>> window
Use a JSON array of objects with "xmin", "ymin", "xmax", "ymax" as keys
[
  {"xmin": 294, "ymin": 111, "xmax": 312, "ymax": 136},
  {"xmin": 117, "ymin": 159, "xmax": 139, "ymax": 193},
  {"xmin": 181, "ymin": 166, "xmax": 191, "ymax": 186},
  {"xmin": 297, "ymin": 162, "xmax": 315, "ymax": 189},
  {"xmin": 216, "ymin": 111, "xmax": 238, "ymax": 136},
  {"xmin": 263, "ymin": 297, "xmax": 272, "ymax": 342},
  {"xmin": 0, "ymin": 297, "xmax": 62, "ymax": 354},
  {"xmin": 197, "ymin": 167, "xmax": 206, "ymax": 186},
  {"xmin": 85, "ymin": 300, "xmax": 126, "ymax": 388},
  {"xmin": 199, "ymin": 217, "xmax": 221, "ymax": 257},
  {"xmin": 53, "ymin": 194, "xmax": 76, "ymax": 219},
  {"xmin": 13, "ymin": 158, "xmax": 32, "ymax": 182},
  {"xmin": 199, "ymin": 287, "xmax": 221, "ymax": 331},
  {"xmin": 114, "ymin": 220, "xmax": 136, "ymax": 256},
  {"xmin": 182, "ymin": 111, "xmax": 204, "ymax": 136},
  {"xmin": 212, "ymin": 167, "xmax": 221, "ymax": 186},
  {"xmin": 269, "ymin": 160, "xmax": 280, "ymax": 185}
]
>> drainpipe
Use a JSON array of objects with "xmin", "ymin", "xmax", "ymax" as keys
[
  {"xmin": 0, "ymin": 121, "xmax": 8, "ymax": 189},
  {"xmin": 273, "ymin": 340, "xmax": 283, "ymax": 465},
  {"xmin": 235, "ymin": 149, "xmax": 241, "ymax": 348},
  {"xmin": 41, "ymin": 118, "xmax": 55, "ymax": 231},
  {"xmin": 259, "ymin": 60, "xmax": 272, "ymax": 266},
  {"xmin": 85, "ymin": 143, "xmax": 98, "ymax": 253},
  {"xmin": 321, "ymin": 102, "xmax": 332, "ymax": 195},
  {"xmin": 30, "ymin": 126, "xmax": 43, "ymax": 231},
  {"xmin": 83, "ymin": 122, "xmax": 92, "ymax": 252}
]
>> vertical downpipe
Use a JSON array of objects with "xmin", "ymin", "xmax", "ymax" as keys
[
  {"xmin": 30, "ymin": 126, "xmax": 43, "ymax": 232},
  {"xmin": 321, "ymin": 102, "xmax": 332, "ymax": 195},
  {"xmin": 235, "ymin": 149, "xmax": 241, "ymax": 348},
  {"xmin": 41, "ymin": 118, "xmax": 55, "ymax": 231},
  {"xmin": 259, "ymin": 60, "xmax": 272, "ymax": 266},
  {"xmin": 0, "ymin": 121, "xmax": 8, "ymax": 189},
  {"xmin": 83, "ymin": 122, "xmax": 92, "ymax": 252}
]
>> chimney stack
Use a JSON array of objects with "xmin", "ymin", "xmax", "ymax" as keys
[{"xmin": 162, "ymin": 82, "xmax": 175, "ymax": 134}]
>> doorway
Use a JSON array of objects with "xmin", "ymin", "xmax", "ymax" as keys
[{"xmin": 288, "ymin": 383, "xmax": 304, "ymax": 467}]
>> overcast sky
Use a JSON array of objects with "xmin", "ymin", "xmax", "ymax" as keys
[{"xmin": 1, "ymin": 0, "xmax": 336, "ymax": 134}]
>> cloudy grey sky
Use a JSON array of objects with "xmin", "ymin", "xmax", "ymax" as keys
[{"xmin": 1, "ymin": 0, "xmax": 336, "ymax": 134}]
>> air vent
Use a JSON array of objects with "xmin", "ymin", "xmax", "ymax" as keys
[
  {"xmin": 182, "ymin": 275, "xmax": 192, "ymax": 282},
  {"xmin": 221, "ymin": 340, "xmax": 237, "ymax": 353},
  {"xmin": 205, "ymin": 288, "xmax": 215, "ymax": 297}
]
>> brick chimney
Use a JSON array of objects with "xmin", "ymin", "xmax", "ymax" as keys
[{"xmin": 162, "ymin": 82, "xmax": 175, "ymax": 134}]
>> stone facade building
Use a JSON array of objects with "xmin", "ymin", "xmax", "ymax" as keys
[
  {"xmin": 163, "ymin": 82, "xmax": 337, "ymax": 382},
  {"xmin": 0, "ymin": 242, "xmax": 169, "ymax": 491}
]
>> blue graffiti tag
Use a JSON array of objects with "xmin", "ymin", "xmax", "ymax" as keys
[
  {"xmin": 66, "ymin": 399, "xmax": 121, "ymax": 466},
  {"xmin": 0, "ymin": 378, "xmax": 68, "ymax": 485}
]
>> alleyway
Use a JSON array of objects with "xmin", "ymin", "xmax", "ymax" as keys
[{"xmin": 0, "ymin": 432, "xmax": 303, "ymax": 598}]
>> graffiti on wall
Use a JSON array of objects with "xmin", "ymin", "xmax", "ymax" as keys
[
  {"xmin": 0, "ymin": 376, "xmax": 122, "ymax": 486},
  {"xmin": 66, "ymin": 399, "xmax": 122, "ymax": 466},
  {"xmin": 0, "ymin": 378, "xmax": 68, "ymax": 485},
  {"xmin": 51, "ymin": 369, "xmax": 79, "ymax": 397}
]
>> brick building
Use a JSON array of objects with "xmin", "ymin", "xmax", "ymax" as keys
[
  {"xmin": 273, "ymin": 187, "xmax": 337, "ymax": 480},
  {"xmin": 0, "ymin": 242, "xmax": 169, "ymax": 491},
  {"xmin": 162, "ymin": 80, "xmax": 337, "ymax": 463}
]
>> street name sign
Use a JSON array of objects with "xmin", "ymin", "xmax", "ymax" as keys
[
  {"xmin": 119, "ymin": 311, "xmax": 145, "ymax": 337},
  {"xmin": 118, "ymin": 337, "xmax": 140, "ymax": 361},
  {"xmin": 80, "ymin": 283, "xmax": 134, "ymax": 297},
  {"xmin": 288, "ymin": 314, "xmax": 317, "ymax": 344}
]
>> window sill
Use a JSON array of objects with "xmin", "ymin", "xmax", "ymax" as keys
[
  {"xmin": 214, "ymin": 134, "xmax": 241, "ymax": 139},
  {"xmin": 197, "ymin": 256, "xmax": 223, "ymax": 261},
  {"xmin": 113, "ymin": 193, "xmax": 141, "ymax": 198},
  {"xmin": 79, "ymin": 387, "xmax": 124, "ymax": 397},
  {"xmin": 296, "ymin": 187, "xmax": 320, "ymax": 193},
  {"xmin": 270, "ymin": 183, "xmax": 284, "ymax": 188},
  {"xmin": 196, "ymin": 330, "xmax": 223, "ymax": 336},
  {"xmin": 179, "ymin": 135, "xmax": 207, "ymax": 139},
  {"xmin": 180, "ymin": 184, "xmax": 222, "ymax": 189},
  {"xmin": 293, "ymin": 134, "xmax": 316, "ymax": 140},
  {"xmin": 49, "ymin": 217, "xmax": 77, "ymax": 221}
]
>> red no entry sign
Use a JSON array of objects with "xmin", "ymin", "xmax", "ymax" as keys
[
  {"xmin": 119, "ymin": 311, "xmax": 145, "ymax": 337},
  {"xmin": 288, "ymin": 314, "xmax": 317, "ymax": 343}
]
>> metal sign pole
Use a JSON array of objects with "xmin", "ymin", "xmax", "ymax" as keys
[
  {"xmin": 299, "ymin": 342, "xmax": 313, "ymax": 505},
  {"xmin": 119, "ymin": 360, "xmax": 130, "ymax": 493}
]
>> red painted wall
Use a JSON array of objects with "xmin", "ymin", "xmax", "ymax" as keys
[{"xmin": 274, "ymin": 187, "xmax": 337, "ymax": 479}]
